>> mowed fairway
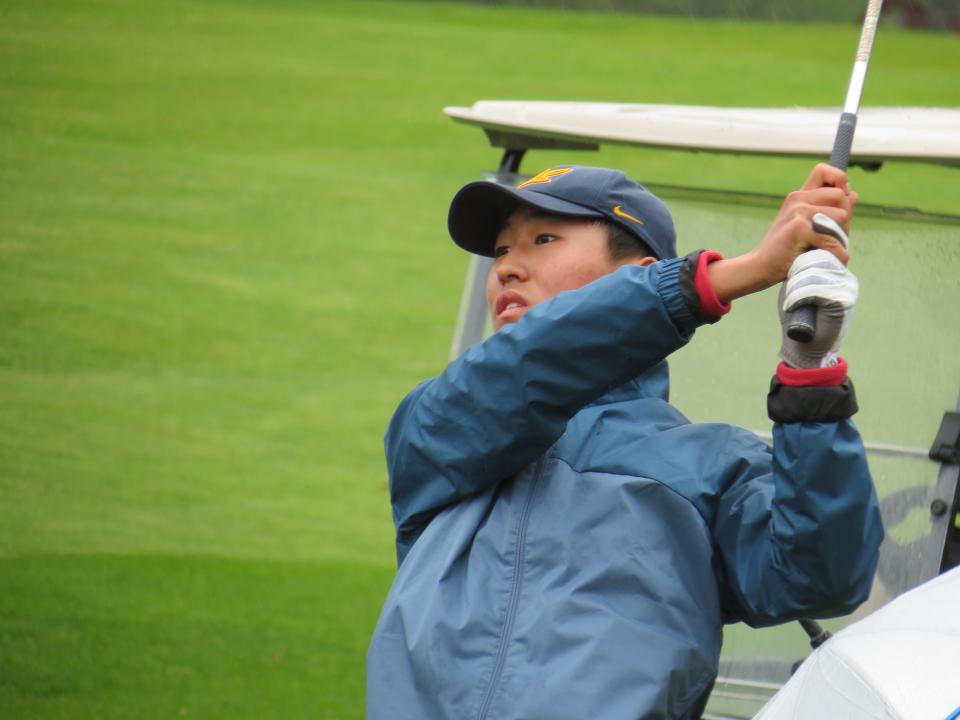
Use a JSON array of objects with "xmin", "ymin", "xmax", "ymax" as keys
[{"xmin": 1, "ymin": 1, "xmax": 957, "ymax": 717}]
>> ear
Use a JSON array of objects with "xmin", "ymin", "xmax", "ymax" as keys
[{"xmin": 623, "ymin": 255, "xmax": 656, "ymax": 268}]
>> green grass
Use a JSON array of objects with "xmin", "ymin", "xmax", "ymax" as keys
[
  {"xmin": 0, "ymin": 556, "xmax": 390, "ymax": 718},
  {"xmin": 1, "ymin": 0, "xmax": 958, "ymax": 717}
]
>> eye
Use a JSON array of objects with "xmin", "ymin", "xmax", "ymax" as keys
[
  {"xmin": 535, "ymin": 234, "xmax": 557, "ymax": 245},
  {"xmin": 493, "ymin": 245, "xmax": 509, "ymax": 258}
]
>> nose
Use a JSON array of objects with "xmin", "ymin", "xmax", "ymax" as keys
[{"xmin": 493, "ymin": 249, "xmax": 529, "ymax": 286}]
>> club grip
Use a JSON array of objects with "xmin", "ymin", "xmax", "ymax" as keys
[
  {"xmin": 829, "ymin": 112, "xmax": 858, "ymax": 172},
  {"xmin": 786, "ymin": 304, "xmax": 817, "ymax": 343}
]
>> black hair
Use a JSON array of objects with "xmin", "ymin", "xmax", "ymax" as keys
[{"xmin": 600, "ymin": 219, "xmax": 656, "ymax": 262}]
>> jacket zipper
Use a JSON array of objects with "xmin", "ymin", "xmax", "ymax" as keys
[{"xmin": 475, "ymin": 457, "xmax": 545, "ymax": 720}]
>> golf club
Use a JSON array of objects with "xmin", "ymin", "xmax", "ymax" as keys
[{"xmin": 786, "ymin": 0, "xmax": 884, "ymax": 343}]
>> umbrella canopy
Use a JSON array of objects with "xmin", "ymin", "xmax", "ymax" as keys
[{"xmin": 753, "ymin": 566, "xmax": 960, "ymax": 719}]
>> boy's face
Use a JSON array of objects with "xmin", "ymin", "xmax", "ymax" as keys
[{"xmin": 486, "ymin": 206, "xmax": 654, "ymax": 331}]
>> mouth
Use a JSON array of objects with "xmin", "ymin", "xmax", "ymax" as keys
[{"xmin": 494, "ymin": 291, "xmax": 528, "ymax": 321}]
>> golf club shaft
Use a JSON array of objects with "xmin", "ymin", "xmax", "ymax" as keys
[
  {"xmin": 786, "ymin": 0, "xmax": 883, "ymax": 343},
  {"xmin": 831, "ymin": 0, "xmax": 884, "ymax": 171}
]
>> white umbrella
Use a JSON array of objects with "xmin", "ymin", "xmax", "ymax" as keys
[{"xmin": 753, "ymin": 566, "xmax": 960, "ymax": 719}]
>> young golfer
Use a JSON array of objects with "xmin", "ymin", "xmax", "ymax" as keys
[{"xmin": 367, "ymin": 163, "xmax": 884, "ymax": 719}]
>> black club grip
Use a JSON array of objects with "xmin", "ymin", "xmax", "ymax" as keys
[
  {"xmin": 786, "ymin": 304, "xmax": 817, "ymax": 343},
  {"xmin": 829, "ymin": 112, "xmax": 858, "ymax": 172}
]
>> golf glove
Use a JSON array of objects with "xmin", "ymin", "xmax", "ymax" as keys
[{"xmin": 778, "ymin": 249, "xmax": 859, "ymax": 369}]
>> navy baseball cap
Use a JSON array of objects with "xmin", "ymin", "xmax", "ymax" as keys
[{"xmin": 447, "ymin": 165, "xmax": 677, "ymax": 260}]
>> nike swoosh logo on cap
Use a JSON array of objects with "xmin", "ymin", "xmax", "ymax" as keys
[{"xmin": 613, "ymin": 205, "xmax": 644, "ymax": 224}]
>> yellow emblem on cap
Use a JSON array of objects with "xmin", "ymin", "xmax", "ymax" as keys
[
  {"xmin": 517, "ymin": 167, "xmax": 573, "ymax": 190},
  {"xmin": 613, "ymin": 205, "xmax": 644, "ymax": 225}
]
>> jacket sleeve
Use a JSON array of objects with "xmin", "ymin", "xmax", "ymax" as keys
[
  {"xmin": 713, "ymin": 361, "xmax": 884, "ymax": 626},
  {"xmin": 387, "ymin": 257, "xmax": 711, "ymax": 565}
]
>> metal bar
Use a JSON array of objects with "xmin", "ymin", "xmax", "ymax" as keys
[
  {"xmin": 713, "ymin": 678, "xmax": 783, "ymax": 692},
  {"xmin": 449, "ymin": 254, "xmax": 492, "ymax": 360}
]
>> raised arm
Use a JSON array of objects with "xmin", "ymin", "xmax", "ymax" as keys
[{"xmin": 711, "ymin": 164, "xmax": 880, "ymax": 621}]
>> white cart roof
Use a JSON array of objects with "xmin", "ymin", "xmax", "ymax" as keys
[{"xmin": 444, "ymin": 102, "xmax": 960, "ymax": 166}]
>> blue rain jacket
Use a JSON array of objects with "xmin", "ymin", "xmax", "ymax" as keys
[{"xmin": 367, "ymin": 258, "xmax": 883, "ymax": 720}]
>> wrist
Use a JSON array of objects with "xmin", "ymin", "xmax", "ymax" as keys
[{"xmin": 706, "ymin": 250, "xmax": 776, "ymax": 304}]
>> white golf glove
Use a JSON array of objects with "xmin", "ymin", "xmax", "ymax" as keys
[{"xmin": 778, "ymin": 249, "xmax": 859, "ymax": 369}]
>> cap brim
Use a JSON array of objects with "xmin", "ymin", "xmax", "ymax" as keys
[{"xmin": 447, "ymin": 181, "xmax": 603, "ymax": 257}]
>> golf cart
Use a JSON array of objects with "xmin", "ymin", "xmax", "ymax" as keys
[{"xmin": 443, "ymin": 100, "xmax": 960, "ymax": 719}]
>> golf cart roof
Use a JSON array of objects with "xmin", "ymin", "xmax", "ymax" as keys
[{"xmin": 444, "ymin": 102, "xmax": 960, "ymax": 167}]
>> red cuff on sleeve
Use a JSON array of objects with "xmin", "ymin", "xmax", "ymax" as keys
[
  {"xmin": 694, "ymin": 250, "xmax": 731, "ymax": 318},
  {"xmin": 776, "ymin": 357, "xmax": 848, "ymax": 387}
]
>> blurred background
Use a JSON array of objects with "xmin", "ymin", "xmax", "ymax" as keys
[
  {"xmin": 1, "ymin": 1, "xmax": 958, "ymax": 718},
  {"xmin": 468, "ymin": 0, "xmax": 960, "ymax": 29}
]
